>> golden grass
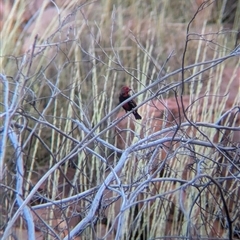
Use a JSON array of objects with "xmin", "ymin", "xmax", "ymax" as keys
[{"xmin": 0, "ymin": 0, "xmax": 239, "ymax": 239}]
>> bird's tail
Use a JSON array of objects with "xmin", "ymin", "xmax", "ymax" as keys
[{"xmin": 133, "ymin": 111, "xmax": 142, "ymax": 120}]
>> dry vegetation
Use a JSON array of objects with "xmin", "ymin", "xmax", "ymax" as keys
[{"xmin": 0, "ymin": 0, "xmax": 240, "ymax": 239}]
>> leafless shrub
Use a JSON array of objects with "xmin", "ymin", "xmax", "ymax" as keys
[{"xmin": 0, "ymin": 0, "xmax": 239, "ymax": 239}]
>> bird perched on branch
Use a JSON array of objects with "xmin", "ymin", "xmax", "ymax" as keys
[{"xmin": 119, "ymin": 86, "xmax": 142, "ymax": 120}]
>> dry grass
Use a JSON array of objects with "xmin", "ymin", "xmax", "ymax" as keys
[{"xmin": 0, "ymin": 0, "xmax": 240, "ymax": 239}]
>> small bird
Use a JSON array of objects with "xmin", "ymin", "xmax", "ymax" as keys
[{"xmin": 119, "ymin": 86, "xmax": 142, "ymax": 120}]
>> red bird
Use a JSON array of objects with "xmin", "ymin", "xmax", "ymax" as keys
[{"xmin": 119, "ymin": 86, "xmax": 142, "ymax": 120}]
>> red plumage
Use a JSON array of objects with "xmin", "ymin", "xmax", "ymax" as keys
[{"xmin": 119, "ymin": 86, "xmax": 142, "ymax": 120}]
